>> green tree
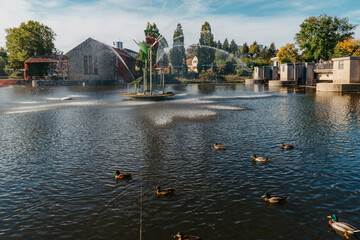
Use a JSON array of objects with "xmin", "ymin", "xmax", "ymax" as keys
[
  {"xmin": 216, "ymin": 40, "xmax": 222, "ymax": 50},
  {"xmin": 240, "ymin": 42, "xmax": 249, "ymax": 54},
  {"xmin": 229, "ymin": 39, "xmax": 238, "ymax": 53},
  {"xmin": 0, "ymin": 47, "xmax": 8, "ymax": 76},
  {"xmin": 186, "ymin": 44, "xmax": 198, "ymax": 58},
  {"xmin": 223, "ymin": 38, "xmax": 229, "ymax": 52},
  {"xmin": 295, "ymin": 14, "xmax": 357, "ymax": 61},
  {"xmin": 269, "ymin": 42, "xmax": 276, "ymax": 56},
  {"xmin": 261, "ymin": 46, "xmax": 272, "ymax": 60},
  {"xmin": 249, "ymin": 41, "xmax": 260, "ymax": 54},
  {"xmin": 158, "ymin": 51, "xmax": 169, "ymax": 68},
  {"xmin": 6, "ymin": 20, "xmax": 56, "ymax": 69},
  {"xmin": 170, "ymin": 23, "xmax": 186, "ymax": 74},
  {"xmin": 0, "ymin": 47, "xmax": 7, "ymax": 59},
  {"xmin": 277, "ymin": 43, "xmax": 302, "ymax": 63},
  {"xmin": 197, "ymin": 21, "xmax": 215, "ymax": 72}
]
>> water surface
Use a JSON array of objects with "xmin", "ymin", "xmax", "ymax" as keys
[{"xmin": 1, "ymin": 84, "xmax": 360, "ymax": 239}]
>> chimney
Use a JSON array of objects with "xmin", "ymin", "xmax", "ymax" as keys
[{"xmin": 116, "ymin": 41, "xmax": 123, "ymax": 50}]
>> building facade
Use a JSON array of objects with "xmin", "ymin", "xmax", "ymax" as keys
[{"xmin": 66, "ymin": 38, "xmax": 135, "ymax": 83}]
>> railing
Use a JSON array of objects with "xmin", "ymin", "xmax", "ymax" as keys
[{"xmin": 315, "ymin": 61, "xmax": 333, "ymax": 70}]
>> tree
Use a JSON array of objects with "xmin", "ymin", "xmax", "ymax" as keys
[
  {"xmin": 170, "ymin": 23, "xmax": 186, "ymax": 74},
  {"xmin": 229, "ymin": 39, "xmax": 238, "ymax": 53},
  {"xmin": 6, "ymin": 20, "xmax": 56, "ymax": 69},
  {"xmin": 249, "ymin": 41, "xmax": 260, "ymax": 54},
  {"xmin": 295, "ymin": 15, "xmax": 357, "ymax": 62},
  {"xmin": 333, "ymin": 38, "xmax": 360, "ymax": 57},
  {"xmin": 277, "ymin": 43, "xmax": 302, "ymax": 63},
  {"xmin": 197, "ymin": 21, "xmax": 215, "ymax": 72},
  {"xmin": 186, "ymin": 44, "xmax": 198, "ymax": 58},
  {"xmin": 240, "ymin": 42, "xmax": 249, "ymax": 54},
  {"xmin": 223, "ymin": 38, "xmax": 229, "ymax": 52},
  {"xmin": 157, "ymin": 51, "xmax": 169, "ymax": 68},
  {"xmin": 269, "ymin": 42, "xmax": 276, "ymax": 56},
  {"xmin": 0, "ymin": 47, "xmax": 8, "ymax": 76},
  {"xmin": 261, "ymin": 46, "xmax": 272, "ymax": 60},
  {"xmin": 216, "ymin": 40, "xmax": 222, "ymax": 50},
  {"xmin": 0, "ymin": 47, "xmax": 7, "ymax": 59}
]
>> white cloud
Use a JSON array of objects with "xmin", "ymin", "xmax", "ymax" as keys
[{"xmin": 0, "ymin": 0, "xmax": 359, "ymax": 53}]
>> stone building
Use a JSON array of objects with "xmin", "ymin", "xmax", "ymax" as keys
[
  {"xmin": 66, "ymin": 38, "xmax": 135, "ymax": 83},
  {"xmin": 317, "ymin": 56, "xmax": 360, "ymax": 92}
]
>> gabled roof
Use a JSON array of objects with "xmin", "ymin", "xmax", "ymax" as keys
[
  {"xmin": 113, "ymin": 48, "xmax": 133, "ymax": 59},
  {"xmin": 66, "ymin": 37, "xmax": 135, "ymax": 60},
  {"xmin": 186, "ymin": 59, "xmax": 192, "ymax": 65}
]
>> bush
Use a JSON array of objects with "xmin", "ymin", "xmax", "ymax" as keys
[
  {"xmin": 237, "ymin": 68, "xmax": 253, "ymax": 77},
  {"xmin": 199, "ymin": 70, "xmax": 217, "ymax": 81}
]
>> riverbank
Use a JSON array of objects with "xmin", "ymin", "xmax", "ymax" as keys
[{"xmin": 0, "ymin": 79, "xmax": 29, "ymax": 87}]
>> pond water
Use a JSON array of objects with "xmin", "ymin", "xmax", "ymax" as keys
[{"xmin": 1, "ymin": 83, "xmax": 360, "ymax": 240}]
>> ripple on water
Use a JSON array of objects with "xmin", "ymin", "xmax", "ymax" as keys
[{"xmin": 1, "ymin": 85, "xmax": 360, "ymax": 239}]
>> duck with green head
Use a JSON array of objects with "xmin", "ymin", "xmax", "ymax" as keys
[
  {"xmin": 261, "ymin": 193, "xmax": 288, "ymax": 203},
  {"xmin": 328, "ymin": 214, "xmax": 360, "ymax": 239}
]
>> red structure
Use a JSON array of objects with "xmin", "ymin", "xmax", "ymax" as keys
[{"xmin": 24, "ymin": 55, "xmax": 69, "ymax": 80}]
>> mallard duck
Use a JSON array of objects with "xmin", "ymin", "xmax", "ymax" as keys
[
  {"xmin": 214, "ymin": 143, "xmax": 225, "ymax": 150},
  {"xmin": 262, "ymin": 193, "xmax": 288, "ymax": 203},
  {"xmin": 156, "ymin": 186, "xmax": 175, "ymax": 196},
  {"xmin": 174, "ymin": 232, "xmax": 201, "ymax": 240},
  {"xmin": 251, "ymin": 154, "xmax": 269, "ymax": 162},
  {"xmin": 114, "ymin": 170, "xmax": 132, "ymax": 179},
  {"xmin": 328, "ymin": 214, "xmax": 360, "ymax": 239},
  {"xmin": 280, "ymin": 143, "xmax": 294, "ymax": 150}
]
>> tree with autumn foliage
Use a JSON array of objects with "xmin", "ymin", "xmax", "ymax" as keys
[
  {"xmin": 333, "ymin": 38, "xmax": 360, "ymax": 57},
  {"xmin": 277, "ymin": 43, "xmax": 302, "ymax": 63}
]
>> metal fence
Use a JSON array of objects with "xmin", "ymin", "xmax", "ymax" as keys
[{"xmin": 315, "ymin": 61, "xmax": 333, "ymax": 70}]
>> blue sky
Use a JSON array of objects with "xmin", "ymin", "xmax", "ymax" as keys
[{"xmin": 0, "ymin": 0, "xmax": 359, "ymax": 52}]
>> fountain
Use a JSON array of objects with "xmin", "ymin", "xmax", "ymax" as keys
[{"xmin": 122, "ymin": 23, "xmax": 175, "ymax": 100}]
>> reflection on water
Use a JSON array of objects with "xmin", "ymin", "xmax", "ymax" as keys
[{"xmin": 1, "ymin": 84, "xmax": 360, "ymax": 239}]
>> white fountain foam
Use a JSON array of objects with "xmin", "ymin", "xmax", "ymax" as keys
[
  {"xmin": 4, "ymin": 101, "xmax": 101, "ymax": 114},
  {"xmin": 171, "ymin": 98, "xmax": 215, "ymax": 104},
  {"xmin": 204, "ymin": 105, "xmax": 245, "ymax": 110},
  {"xmin": 45, "ymin": 95, "xmax": 88, "ymax": 101},
  {"xmin": 202, "ymin": 94, "xmax": 273, "ymax": 100},
  {"xmin": 148, "ymin": 108, "xmax": 217, "ymax": 126}
]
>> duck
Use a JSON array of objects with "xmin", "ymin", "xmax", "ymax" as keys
[
  {"xmin": 114, "ymin": 170, "xmax": 132, "ymax": 179},
  {"xmin": 328, "ymin": 214, "xmax": 360, "ymax": 239},
  {"xmin": 251, "ymin": 154, "xmax": 269, "ymax": 163},
  {"xmin": 214, "ymin": 143, "xmax": 225, "ymax": 150},
  {"xmin": 156, "ymin": 186, "xmax": 175, "ymax": 196},
  {"xmin": 174, "ymin": 232, "xmax": 201, "ymax": 240},
  {"xmin": 280, "ymin": 143, "xmax": 294, "ymax": 150},
  {"xmin": 262, "ymin": 193, "xmax": 288, "ymax": 203}
]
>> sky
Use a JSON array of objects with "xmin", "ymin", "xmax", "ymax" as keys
[{"xmin": 0, "ymin": 0, "xmax": 360, "ymax": 53}]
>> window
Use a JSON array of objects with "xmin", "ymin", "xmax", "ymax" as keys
[
  {"xmin": 84, "ymin": 55, "xmax": 98, "ymax": 75},
  {"xmin": 89, "ymin": 56, "xmax": 93, "ymax": 75},
  {"xmin": 94, "ymin": 56, "xmax": 98, "ymax": 75},
  {"xmin": 84, "ymin": 56, "xmax": 88, "ymax": 75},
  {"xmin": 282, "ymin": 66, "xmax": 285, "ymax": 72},
  {"xmin": 338, "ymin": 61, "xmax": 344, "ymax": 70}
]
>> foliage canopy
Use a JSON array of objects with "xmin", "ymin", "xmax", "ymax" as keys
[
  {"xmin": 6, "ymin": 20, "xmax": 56, "ymax": 69},
  {"xmin": 277, "ymin": 43, "xmax": 302, "ymax": 63},
  {"xmin": 197, "ymin": 21, "xmax": 215, "ymax": 72},
  {"xmin": 295, "ymin": 15, "xmax": 357, "ymax": 61}
]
